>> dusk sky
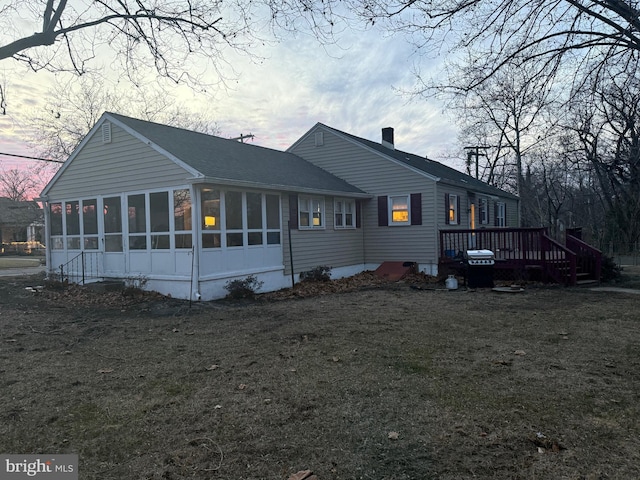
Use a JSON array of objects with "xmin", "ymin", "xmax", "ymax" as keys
[{"xmin": 0, "ymin": 22, "xmax": 462, "ymax": 178}]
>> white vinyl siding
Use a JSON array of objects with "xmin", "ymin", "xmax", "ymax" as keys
[
  {"xmin": 283, "ymin": 195, "xmax": 364, "ymax": 274},
  {"xmin": 45, "ymin": 122, "xmax": 192, "ymax": 199},
  {"xmin": 289, "ymin": 128, "xmax": 437, "ymax": 266}
]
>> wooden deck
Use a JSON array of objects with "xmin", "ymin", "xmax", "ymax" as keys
[{"xmin": 439, "ymin": 228, "xmax": 602, "ymax": 285}]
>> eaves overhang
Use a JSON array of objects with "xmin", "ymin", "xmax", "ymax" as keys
[{"xmin": 189, "ymin": 177, "xmax": 373, "ymax": 199}]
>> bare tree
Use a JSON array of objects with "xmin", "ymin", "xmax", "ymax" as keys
[
  {"xmin": 0, "ymin": 0, "xmax": 341, "ymax": 107},
  {"xmin": 28, "ymin": 76, "xmax": 220, "ymax": 162},
  {"xmin": 0, "ymin": 165, "xmax": 42, "ymax": 201},
  {"xmin": 564, "ymin": 61, "xmax": 640, "ymax": 250},
  {"xmin": 437, "ymin": 56, "xmax": 558, "ymax": 201},
  {"xmin": 355, "ymin": 0, "xmax": 640, "ymax": 93}
]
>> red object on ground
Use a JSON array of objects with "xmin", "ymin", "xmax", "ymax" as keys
[{"xmin": 374, "ymin": 261, "xmax": 415, "ymax": 281}]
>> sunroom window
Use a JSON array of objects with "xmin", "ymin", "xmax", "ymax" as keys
[
  {"xmin": 201, "ymin": 189, "xmax": 221, "ymax": 249},
  {"xmin": 65, "ymin": 201, "xmax": 80, "ymax": 249},
  {"xmin": 173, "ymin": 189, "xmax": 192, "ymax": 249},
  {"xmin": 128, "ymin": 194, "xmax": 147, "ymax": 250},
  {"xmin": 50, "ymin": 203, "xmax": 63, "ymax": 250},
  {"xmin": 103, "ymin": 196, "xmax": 123, "ymax": 252},
  {"xmin": 150, "ymin": 192, "xmax": 170, "ymax": 249},
  {"xmin": 225, "ymin": 191, "xmax": 244, "ymax": 247},
  {"xmin": 82, "ymin": 199, "xmax": 98, "ymax": 250},
  {"xmin": 246, "ymin": 192, "xmax": 263, "ymax": 246},
  {"xmin": 265, "ymin": 194, "xmax": 281, "ymax": 244}
]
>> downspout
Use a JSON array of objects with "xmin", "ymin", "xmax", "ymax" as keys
[
  {"xmin": 433, "ymin": 182, "xmax": 439, "ymax": 275},
  {"xmin": 43, "ymin": 200, "xmax": 52, "ymax": 278},
  {"xmin": 361, "ymin": 200, "xmax": 367, "ymax": 270},
  {"xmin": 191, "ymin": 185, "xmax": 201, "ymax": 300}
]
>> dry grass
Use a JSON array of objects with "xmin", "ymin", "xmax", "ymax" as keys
[
  {"xmin": 0, "ymin": 256, "xmax": 42, "ymax": 268},
  {"xmin": 0, "ymin": 272, "xmax": 639, "ymax": 479}
]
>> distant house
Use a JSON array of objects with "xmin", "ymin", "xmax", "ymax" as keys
[
  {"xmin": 40, "ymin": 112, "xmax": 518, "ymax": 299},
  {"xmin": 0, "ymin": 197, "xmax": 43, "ymax": 249}
]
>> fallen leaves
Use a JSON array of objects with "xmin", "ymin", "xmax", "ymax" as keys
[
  {"xmin": 531, "ymin": 432, "xmax": 565, "ymax": 453},
  {"xmin": 287, "ymin": 470, "xmax": 317, "ymax": 480}
]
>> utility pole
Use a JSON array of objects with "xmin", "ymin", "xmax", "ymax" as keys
[
  {"xmin": 464, "ymin": 146, "xmax": 489, "ymax": 179},
  {"xmin": 230, "ymin": 133, "xmax": 255, "ymax": 143}
]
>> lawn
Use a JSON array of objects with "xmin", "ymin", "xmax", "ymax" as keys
[
  {"xmin": 0, "ymin": 272, "xmax": 639, "ymax": 479},
  {"xmin": 0, "ymin": 256, "xmax": 43, "ymax": 268}
]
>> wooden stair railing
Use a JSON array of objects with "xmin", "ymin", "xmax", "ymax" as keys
[
  {"xmin": 566, "ymin": 234, "xmax": 602, "ymax": 284},
  {"xmin": 540, "ymin": 233, "xmax": 576, "ymax": 285}
]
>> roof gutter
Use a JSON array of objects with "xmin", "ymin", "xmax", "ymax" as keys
[{"xmin": 189, "ymin": 177, "xmax": 372, "ymax": 199}]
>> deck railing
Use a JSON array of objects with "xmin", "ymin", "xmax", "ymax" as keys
[
  {"xmin": 439, "ymin": 227, "xmax": 594, "ymax": 285},
  {"xmin": 59, "ymin": 251, "xmax": 103, "ymax": 285}
]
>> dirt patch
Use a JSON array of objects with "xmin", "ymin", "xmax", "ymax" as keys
[{"xmin": 1, "ymin": 272, "xmax": 639, "ymax": 479}]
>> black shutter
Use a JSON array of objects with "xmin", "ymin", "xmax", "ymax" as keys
[
  {"xmin": 355, "ymin": 200, "xmax": 362, "ymax": 229},
  {"xmin": 444, "ymin": 193, "xmax": 450, "ymax": 225},
  {"xmin": 494, "ymin": 202, "xmax": 499, "ymax": 226},
  {"xmin": 378, "ymin": 196, "xmax": 388, "ymax": 226},
  {"xmin": 456, "ymin": 195, "xmax": 461, "ymax": 225},
  {"xmin": 503, "ymin": 203, "xmax": 507, "ymax": 227},
  {"xmin": 410, "ymin": 193, "xmax": 422, "ymax": 225},
  {"xmin": 289, "ymin": 194, "xmax": 298, "ymax": 229}
]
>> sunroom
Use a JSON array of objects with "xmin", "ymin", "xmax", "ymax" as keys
[{"xmin": 46, "ymin": 183, "xmax": 289, "ymax": 299}]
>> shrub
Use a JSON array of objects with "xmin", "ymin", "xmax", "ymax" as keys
[
  {"xmin": 224, "ymin": 275, "xmax": 264, "ymax": 299},
  {"xmin": 299, "ymin": 265, "xmax": 332, "ymax": 282},
  {"xmin": 600, "ymin": 255, "xmax": 622, "ymax": 282}
]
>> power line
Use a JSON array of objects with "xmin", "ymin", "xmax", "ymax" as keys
[{"xmin": 0, "ymin": 151, "xmax": 64, "ymax": 164}]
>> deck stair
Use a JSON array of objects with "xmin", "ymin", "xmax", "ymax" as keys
[{"xmin": 439, "ymin": 227, "xmax": 602, "ymax": 286}]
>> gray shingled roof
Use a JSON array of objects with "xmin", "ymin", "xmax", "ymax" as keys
[
  {"xmin": 0, "ymin": 198, "xmax": 42, "ymax": 225},
  {"xmin": 319, "ymin": 124, "xmax": 518, "ymax": 199},
  {"xmin": 108, "ymin": 113, "xmax": 366, "ymax": 196}
]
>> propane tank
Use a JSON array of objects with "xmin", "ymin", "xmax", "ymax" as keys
[{"xmin": 445, "ymin": 275, "xmax": 458, "ymax": 290}]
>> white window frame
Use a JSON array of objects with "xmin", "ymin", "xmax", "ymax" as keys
[
  {"xmin": 299, "ymin": 196, "xmax": 325, "ymax": 229},
  {"xmin": 81, "ymin": 198, "xmax": 99, "ymax": 250},
  {"xmin": 479, "ymin": 197, "xmax": 488, "ymax": 225},
  {"xmin": 496, "ymin": 202, "xmax": 506, "ymax": 227},
  {"xmin": 334, "ymin": 198, "xmax": 356, "ymax": 229},
  {"xmin": 448, "ymin": 194, "xmax": 459, "ymax": 225},
  {"xmin": 388, "ymin": 195, "xmax": 410, "ymax": 226}
]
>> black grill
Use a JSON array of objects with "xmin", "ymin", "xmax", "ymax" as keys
[{"xmin": 465, "ymin": 250, "xmax": 495, "ymax": 288}]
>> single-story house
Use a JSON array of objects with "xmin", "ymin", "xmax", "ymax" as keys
[
  {"xmin": 40, "ymin": 112, "xmax": 518, "ymax": 299},
  {"xmin": 0, "ymin": 197, "xmax": 43, "ymax": 249}
]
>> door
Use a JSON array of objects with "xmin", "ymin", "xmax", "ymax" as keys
[{"xmin": 102, "ymin": 196, "xmax": 126, "ymax": 275}]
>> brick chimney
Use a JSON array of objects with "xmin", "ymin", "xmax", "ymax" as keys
[{"xmin": 382, "ymin": 127, "xmax": 394, "ymax": 150}]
